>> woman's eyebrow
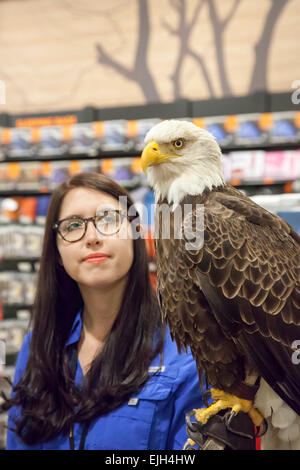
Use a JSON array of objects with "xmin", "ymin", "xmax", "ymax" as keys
[
  {"xmin": 60, "ymin": 213, "xmax": 85, "ymax": 219},
  {"xmin": 96, "ymin": 206, "xmax": 120, "ymax": 213},
  {"xmin": 61, "ymin": 207, "xmax": 118, "ymax": 219}
]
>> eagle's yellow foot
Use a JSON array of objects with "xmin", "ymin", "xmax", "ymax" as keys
[{"xmin": 194, "ymin": 388, "xmax": 264, "ymax": 427}]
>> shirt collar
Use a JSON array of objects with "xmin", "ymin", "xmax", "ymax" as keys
[{"xmin": 65, "ymin": 308, "xmax": 83, "ymax": 347}]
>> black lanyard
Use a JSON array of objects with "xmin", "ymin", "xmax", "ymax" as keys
[
  {"xmin": 69, "ymin": 422, "xmax": 89, "ymax": 451},
  {"xmin": 68, "ymin": 345, "xmax": 164, "ymax": 450},
  {"xmin": 69, "ymin": 348, "xmax": 90, "ymax": 450}
]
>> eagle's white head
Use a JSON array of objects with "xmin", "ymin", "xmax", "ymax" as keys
[{"xmin": 141, "ymin": 119, "xmax": 225, "ymax": 206}]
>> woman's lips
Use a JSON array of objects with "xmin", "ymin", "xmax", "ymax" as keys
[
  {"xmin": 85, "ymin": 257, "xmax": 109, "ymax": 264},
  {"xmin": 83, "ymin": 254, "xmax": 110, "ymax": 264}
]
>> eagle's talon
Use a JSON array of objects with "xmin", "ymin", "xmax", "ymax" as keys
[
  {"xmin": 202, "ymin": 389, "xmax": 212, "ymax": 408},
  {"xmin": 193, "ymin": 388, "xmax": 264, "ymax": 427},
  {"xmin": 225, "ymin": 409, "xmax": 237, "ymax": 428},
  {"xmin": 183, "ymin": 438, "xmax": 197, "ymax": 450},
  {"xmin": 254, "ymin": 418, "xmax": 268, "ymax": 438}
]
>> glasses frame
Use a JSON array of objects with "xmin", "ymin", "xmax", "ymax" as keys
[{"xmin": 53, "ymin": 210, "xmax": 136, "ymax": 242}]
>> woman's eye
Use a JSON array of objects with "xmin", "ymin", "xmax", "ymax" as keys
[
  {"xmin": 174, "ymin": 139, "xmax": 183, "ymax": 148},
  {"xmin": 67, "ymin": 221, "xmax": 82, "ymax": 231}
]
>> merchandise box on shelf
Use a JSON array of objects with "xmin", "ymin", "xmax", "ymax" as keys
[{"xmin": 0, "ymin": 111, "xmax": 300, "ymax": 162}]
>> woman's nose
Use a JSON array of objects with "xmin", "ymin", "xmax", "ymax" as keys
[{"xmin": 84, "ymin": 219, "xmax": 102, "ymax": 246}]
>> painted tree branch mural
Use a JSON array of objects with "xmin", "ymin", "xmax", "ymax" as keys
[
  {"xmin": 96, "ymin": 0, "xmax": 160, "ymax": 102},
  {"xmin": 95, "ymin": 0, "xmax": 291, "ymax": 103},
  {"xmin": 249, "ymin": 0, "xmax": 290, "ymax": 93},
  {"xmin": 0, "ymin": 0, "xmax": 296, "ymax": 114},
  {"xmin": 162, "ymin": 0, "xmax": 216, "ymax": 99},
  {"xmin": 206, "ymin": 0, "xmax": 242, "ymax": 96}
]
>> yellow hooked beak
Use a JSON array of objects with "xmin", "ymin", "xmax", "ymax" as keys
[{"xmin": 141, "ymin": 141, "xmax": 180, "ymax": 174}]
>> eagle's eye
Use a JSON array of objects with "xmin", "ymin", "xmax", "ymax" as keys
[{"xmin": 173, "ymin": 139, "xmax": 184, "ymax": 149}]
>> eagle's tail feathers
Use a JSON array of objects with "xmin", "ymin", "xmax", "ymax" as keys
[{"xmin": 254, "ymin": 379, "xmax": 300, "ymax": 450}]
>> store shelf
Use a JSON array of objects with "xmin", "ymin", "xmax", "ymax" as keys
[
  {"xmin": 0, "ymin": 111, "xmax": 300, "ymax": 162},
  {"xmin": 0, "ymin": 304, "xmax": 32, "ymax": 321},
  {"xmin": 250, "ymin": 193, "xmax": 300, "ymax": 212},
  {"xmin": 0, "ymin": 258, "xmax": 40, "ymax": 269},
  {"xmin": 0, "ymin": 151, "xmax": 299, "ymax": 197},
  {"xmin": 0, "ymin": 156, "xmax": 146, "ymax": 197},
  {"xmin": 0, "ymin": 149, "xmax": 140, "ymax": 163}
]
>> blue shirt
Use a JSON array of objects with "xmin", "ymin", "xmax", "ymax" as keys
[{"xmin": 6, "ymin": 310, "xmax": 205, "ymax": 450}]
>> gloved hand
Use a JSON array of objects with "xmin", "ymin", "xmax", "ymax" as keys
[{"xmin": 183, "ymin": 408, "xmax": 266, "ymax": 451}]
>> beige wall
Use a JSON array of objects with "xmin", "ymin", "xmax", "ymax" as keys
[{"xmin": 0, "ymin": 0, "xmax": 299, "ymax": 115}]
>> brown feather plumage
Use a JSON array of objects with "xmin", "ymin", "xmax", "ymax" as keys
[{"xmin": 155, "ymin": 184, "xmax": 300, "ymax": 412}]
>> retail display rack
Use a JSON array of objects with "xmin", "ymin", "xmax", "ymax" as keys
[{"xmin": 0, "ymin": 92, "xmax": 300, "ymax": 449}]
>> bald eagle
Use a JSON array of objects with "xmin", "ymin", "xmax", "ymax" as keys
[{"xmin": 141, "ymin": 119, "xmax": 300, "ymax": 450}]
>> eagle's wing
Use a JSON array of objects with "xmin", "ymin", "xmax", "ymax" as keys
[
  {"xmin": 180, "ymin": 186, "xmax": 300, "ymax": 415},
  {"xmin": 154, "ymin": 206, "xmax": 246, "ymax": 391}
]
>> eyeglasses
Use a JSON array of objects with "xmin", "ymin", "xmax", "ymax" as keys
[{"xmin": 53, "ymin": 209, "xmax": 134, "ymax": 242}]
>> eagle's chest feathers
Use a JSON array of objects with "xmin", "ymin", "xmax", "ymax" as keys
[
  {"xmin": 155, "ymin": 199, "xmax": 204, "ymax": 320},
  {"xmin": 149, "ymin": 156, "xmax": 225, "ymax": 207}
]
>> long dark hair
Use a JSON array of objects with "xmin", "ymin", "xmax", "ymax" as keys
[{"xmin": 1, "ymin": 172, "xmax": 164, "ymax": 445}]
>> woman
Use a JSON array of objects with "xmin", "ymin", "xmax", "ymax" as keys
[{"xmin": 2, "ymin": 172, "xmax": 205, "ymax": 450}]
